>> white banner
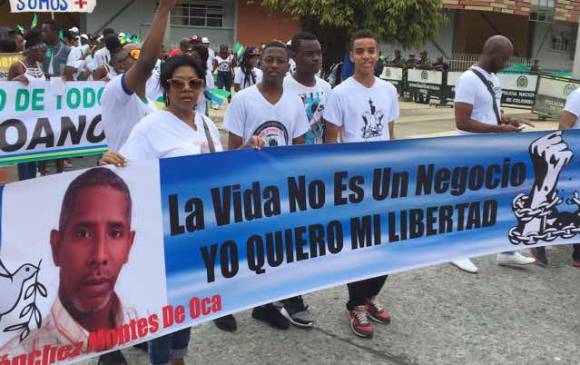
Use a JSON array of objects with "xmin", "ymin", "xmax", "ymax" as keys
[
  {"xmin": 9, "ymin": 0, "xmax": 96, "ymax": 13},
  {"xmin": 0, "ymin": 80, "xmax": 107, "ymax": 164}
]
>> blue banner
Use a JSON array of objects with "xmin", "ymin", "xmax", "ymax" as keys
[{"xmin": 0, "ymin": 130, "xmax": 578, "ymax": 364}]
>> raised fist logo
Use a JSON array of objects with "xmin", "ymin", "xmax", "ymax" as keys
[
  {"xmin": 509, "ymin": 132, "xmax": 579, "ymax": 245},
  {"xmin": 529, "ymin": 132, "xmax": 573, "ymax": 197}
]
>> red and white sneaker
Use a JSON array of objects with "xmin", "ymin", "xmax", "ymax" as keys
[
  {"xmin": 366, "ymin": 297, "xmax": 391, "ymax": 324},
  {"xmin": 348, "ymin": 305, "xmax": 373, "ymax": 338}
]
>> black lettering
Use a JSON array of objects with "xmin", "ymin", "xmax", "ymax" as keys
[
  {"xmin": 247, "ymin": 235, "xmax": 266, "ymax": 274},
  {"xmin": 426, "ymin": 207, "xmax": 437, "ymax": 236},
  {"xmin": 483, "ymin": 200, "xmax": 497, "ymax": 227},
  {"xmin": 288, "ymin": 176, "xmax": 307, "ymax": 212},
  {"xmin": 211, "ymin": 186, "xmax": 231, "ymax": 226},
  {"xmin": 185, "ymin": 198, "xmax": 204, "ymax": 232},
  {"xmin": 466, "ymin": 202, "xmax": 482, "ymax": 230},
  {"xmin": 327, "ymin": 220, "xmax": 343, "ymax": 254},
  {"xmin": 350, "ymin": 215, "xmax": 373, "ymax": 249},
  {"xmin": 334, "ymin": 171, "xmax": 348, "ymax": 206},
  {"xmin": 434, "ymin": 168, "xmax": 450, "ymax": 193},
  {"xmin": 0, "ymin": 119, "xmax": 26, "ymax": 152},
  {"xmin": 200, "ymin": 244, "xmax": 218, "ymax": 282},
  {"xmin": 409, "ymin": 209, "xmax": 424, "ymax": 239},
  {"xmin": 28, "ymin": 117, "xmax": 54, "ymax": 150},
  {"xmin": 349, "ymin": 175, "xmax": 365, "ymax": 203},
  {"xmin": 295, "ymin": 226, "xmax": 308, "ymax": 261},
  {"xmin": 220, "ymin": 241, "xmax": 239, "ymax": 278},
  {"xmin": 415, "ymin": 164, "xmax": 434, "ymax": 196},
  {"xmin": 57, "ymin": 115, "xmax": 86, "ymax": 146},
  {"xmin": 308, "ymin": 224, "xmax": 325, "ymax": 258},
  {"xmin": 308, "ymin": 180, "xmax": 325, "ymax": 209},
  {"xmin": 86, "ymin": 115, "xmax": 105, "ymax": 143},
  {"xmin": 438, "ymin": 205, "xmax": 454, "ymax": 233},
  {"xmin": 169, "ymin": 194, "xmax": 184, "ymax": 236},
  {"xmin": 263, "ymin": 186, "xmax": 281, "ymax": 217},
  {"xmin": 243, "ymin": 182, "xmax": 262, "ymax": 221},
  {"xmin": 266, "ymin": 231, "xmax": 284, "ymax": 267},
  {"xmin": 468, "ymin": 165, "xmax": 485, "ymax": 191}
]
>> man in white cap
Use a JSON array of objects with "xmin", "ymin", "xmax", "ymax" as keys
[{"xmin": 202, "ymin": 36, "xmax": 215, "ymax": 72}]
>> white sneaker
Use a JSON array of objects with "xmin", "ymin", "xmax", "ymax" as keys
[
  {"xmin": 450, "ymin": 258, "xmax": 479, "ymax": 273},
  {"xmin": 497, "ymin": 251, "xmax": 535, "ymax": 266}
]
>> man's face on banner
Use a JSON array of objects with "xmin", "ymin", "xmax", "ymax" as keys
[{"xmin": 51, "ymin": 186, "xmax": 135, "ymax": 314}]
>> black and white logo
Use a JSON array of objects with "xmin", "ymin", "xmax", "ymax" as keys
[
  {"xmin": 361, "ymin": 98, "xmax": 385, "ymax": 139},
  {"xmin": 509, "ymin": 132, "xmax": 579, "ymax": 245},
  {"xmin": 253, "ymin": 121, "xmax": 289, "ymax": 147}
]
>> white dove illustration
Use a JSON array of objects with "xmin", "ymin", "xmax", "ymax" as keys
[{"xmin": 0, "ymin": 259, "xmax": 39, "ymax": 324}]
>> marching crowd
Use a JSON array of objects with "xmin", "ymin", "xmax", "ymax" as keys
[{"xmin": 1, "ymin": 0, "xmax": 579, "ymax": 364}]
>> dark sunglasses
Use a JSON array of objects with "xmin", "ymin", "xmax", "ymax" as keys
[{"xmin": 168, "ymin": 78, "xmax": 204, "ymax": 90}]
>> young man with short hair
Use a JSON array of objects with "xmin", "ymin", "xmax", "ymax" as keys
[
  {"xmin": 324, "ymin": 30, "xmax": 397, "ymax": 339},
  {"xmin": 219, "ymin": 41, "xmax": 310, "ymax": 332}
]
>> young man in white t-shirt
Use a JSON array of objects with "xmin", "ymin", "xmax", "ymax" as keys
[
  {"xmin": 101, "ymin": 0, "xmax": 174, "ymax": 151},
  {"xmin": 323, "ymin": 30, "xmax": 396, "ymax": 339},
  {"xmin": 453, "ymin": 35, "xmax": 536, "ymax": 273},
  {"xmin": 284, "ymin": 32, "xmax": 331, "ymax": 145},
  {"xmin": 536, "ymin": 89, "xmax": 580, "ymax": 268},
  {"xmin": 221, "ymin": 41, "xmax": 309, "ymax": 332}
]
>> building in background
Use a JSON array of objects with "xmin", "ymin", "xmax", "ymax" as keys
[
  {"xmin": 0, "ymin": 0, "xmax": 577, "ymax": 72},
  {"xmin": 384, "ymin": 0, "xmax": 579, "ymax": 72},
  {"xmin": 82, "ymin": 0, "xmax": 299, "ymax": 50}
]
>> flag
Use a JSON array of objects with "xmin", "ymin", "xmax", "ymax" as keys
[
  {"xmin": 234, "ymin": 41, "xmax": 245, "ymax": 59},
  {"xmin": 31, "ymin": 14, "xmax": 39, "ymax": 29},
  {"xmin": 17, "ymin": 25, "xmax": 25, "ymax": 34},
  {"xmin": 205, "ymin": 88, "xmax": 231, "ymax": 106}
]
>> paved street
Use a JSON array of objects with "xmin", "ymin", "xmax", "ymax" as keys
[{"xmin": 61, "ymin": 102, "xmax": 577, "ymax": 365}]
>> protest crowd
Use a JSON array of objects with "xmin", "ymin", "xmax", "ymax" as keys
[{"xmin": 0, "ymin": 0, "xmax": 578, "ymax": 364}]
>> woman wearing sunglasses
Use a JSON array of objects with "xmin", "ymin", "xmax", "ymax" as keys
[{"xmin": 100, "ymin": 55, "xmax": 263, "ymax": 365}]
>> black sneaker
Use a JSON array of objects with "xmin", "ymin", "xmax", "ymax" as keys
[
  {"xmin": 97, "ymin": 351, "xmax": 127, "ymax": 365},
  {"xmin": 252, "ymin": 303, "xmax": 290, "ymax": 330},
  {"xmin": 531, "ymin": 247, "xmax": 549, "ymax": 266},
  {"xmin": 133, "ymin": 342, "xmax": 148, "ymax": 351},
  {"xmin": 213, "ymin": 314, "xmax": 237, "ymax": 332},
  {"xmin": 283, "ymin": 301, "xmax": 314, "ymax": 328}
]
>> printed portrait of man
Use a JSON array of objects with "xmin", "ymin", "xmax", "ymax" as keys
[{"xmin": 1, "ymin": 167, "xmax": 136, "ymax": 355}]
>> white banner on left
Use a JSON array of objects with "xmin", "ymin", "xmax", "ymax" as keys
[{"xmin": 9, "ymin": 0, "xmax": 97, "ymax": 13}]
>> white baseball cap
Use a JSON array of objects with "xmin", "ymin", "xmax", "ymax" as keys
[
  {"xmin": 69, "ymin": 27, "xmax": 79, "ymax": 34},
  {"xmin": 202, "ymin": 37, "xmax": 210, "ymax": 44}
]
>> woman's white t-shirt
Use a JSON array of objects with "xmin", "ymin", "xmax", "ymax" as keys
[
  {"xmin": 234, "ymin": 67, "xmax": 263, "ymax": 90},
  {"xmin": 223, "ymin": 85, "xmax": 309, "ymax": 146},
  {"xmin": 120, "ymin": 110, "xmax": 223, "ymax": 160},
  {"xmin": 324, "ymin": 77, "xmax": 399, "ymax": 143}
]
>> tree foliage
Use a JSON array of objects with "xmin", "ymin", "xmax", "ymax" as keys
[{"xmin": 255, "ymin": 0, "xmax": 446, "ymax": 48}]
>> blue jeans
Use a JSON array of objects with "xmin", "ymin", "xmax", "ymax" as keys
[
  {"xmin": 148, "ymin": 328, "xmax": 191, "ymax": 365},
  {"xmin": 17, "ymin": 162, "xmax": 37, "ymax": 180}
]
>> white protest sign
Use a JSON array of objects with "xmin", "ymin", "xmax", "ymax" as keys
[{"xmin": 9, "ymin": 0, "xmax": 97, "ymax": 13}]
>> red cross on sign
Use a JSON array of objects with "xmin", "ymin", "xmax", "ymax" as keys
[{"xmin": 75, "ymin": 0, "xmax": 87, "ymax": 8}]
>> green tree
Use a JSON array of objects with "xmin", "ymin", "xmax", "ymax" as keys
[{"xmin": 254, "ymin": 0, "xmax": 445, "ymax": 67}]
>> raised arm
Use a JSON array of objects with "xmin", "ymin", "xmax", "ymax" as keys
[{"xmin": 124, "ymin": 0, "xmax": 175, "ymax": 96}]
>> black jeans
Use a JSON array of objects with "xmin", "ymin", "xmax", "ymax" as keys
[
  {"xmin": 573, "ymin": 244, "xmax": 580, "ymax": 261},
  {"xmin": 346, "ymin": 275, "xmax": 388, "ymax": 310}
]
